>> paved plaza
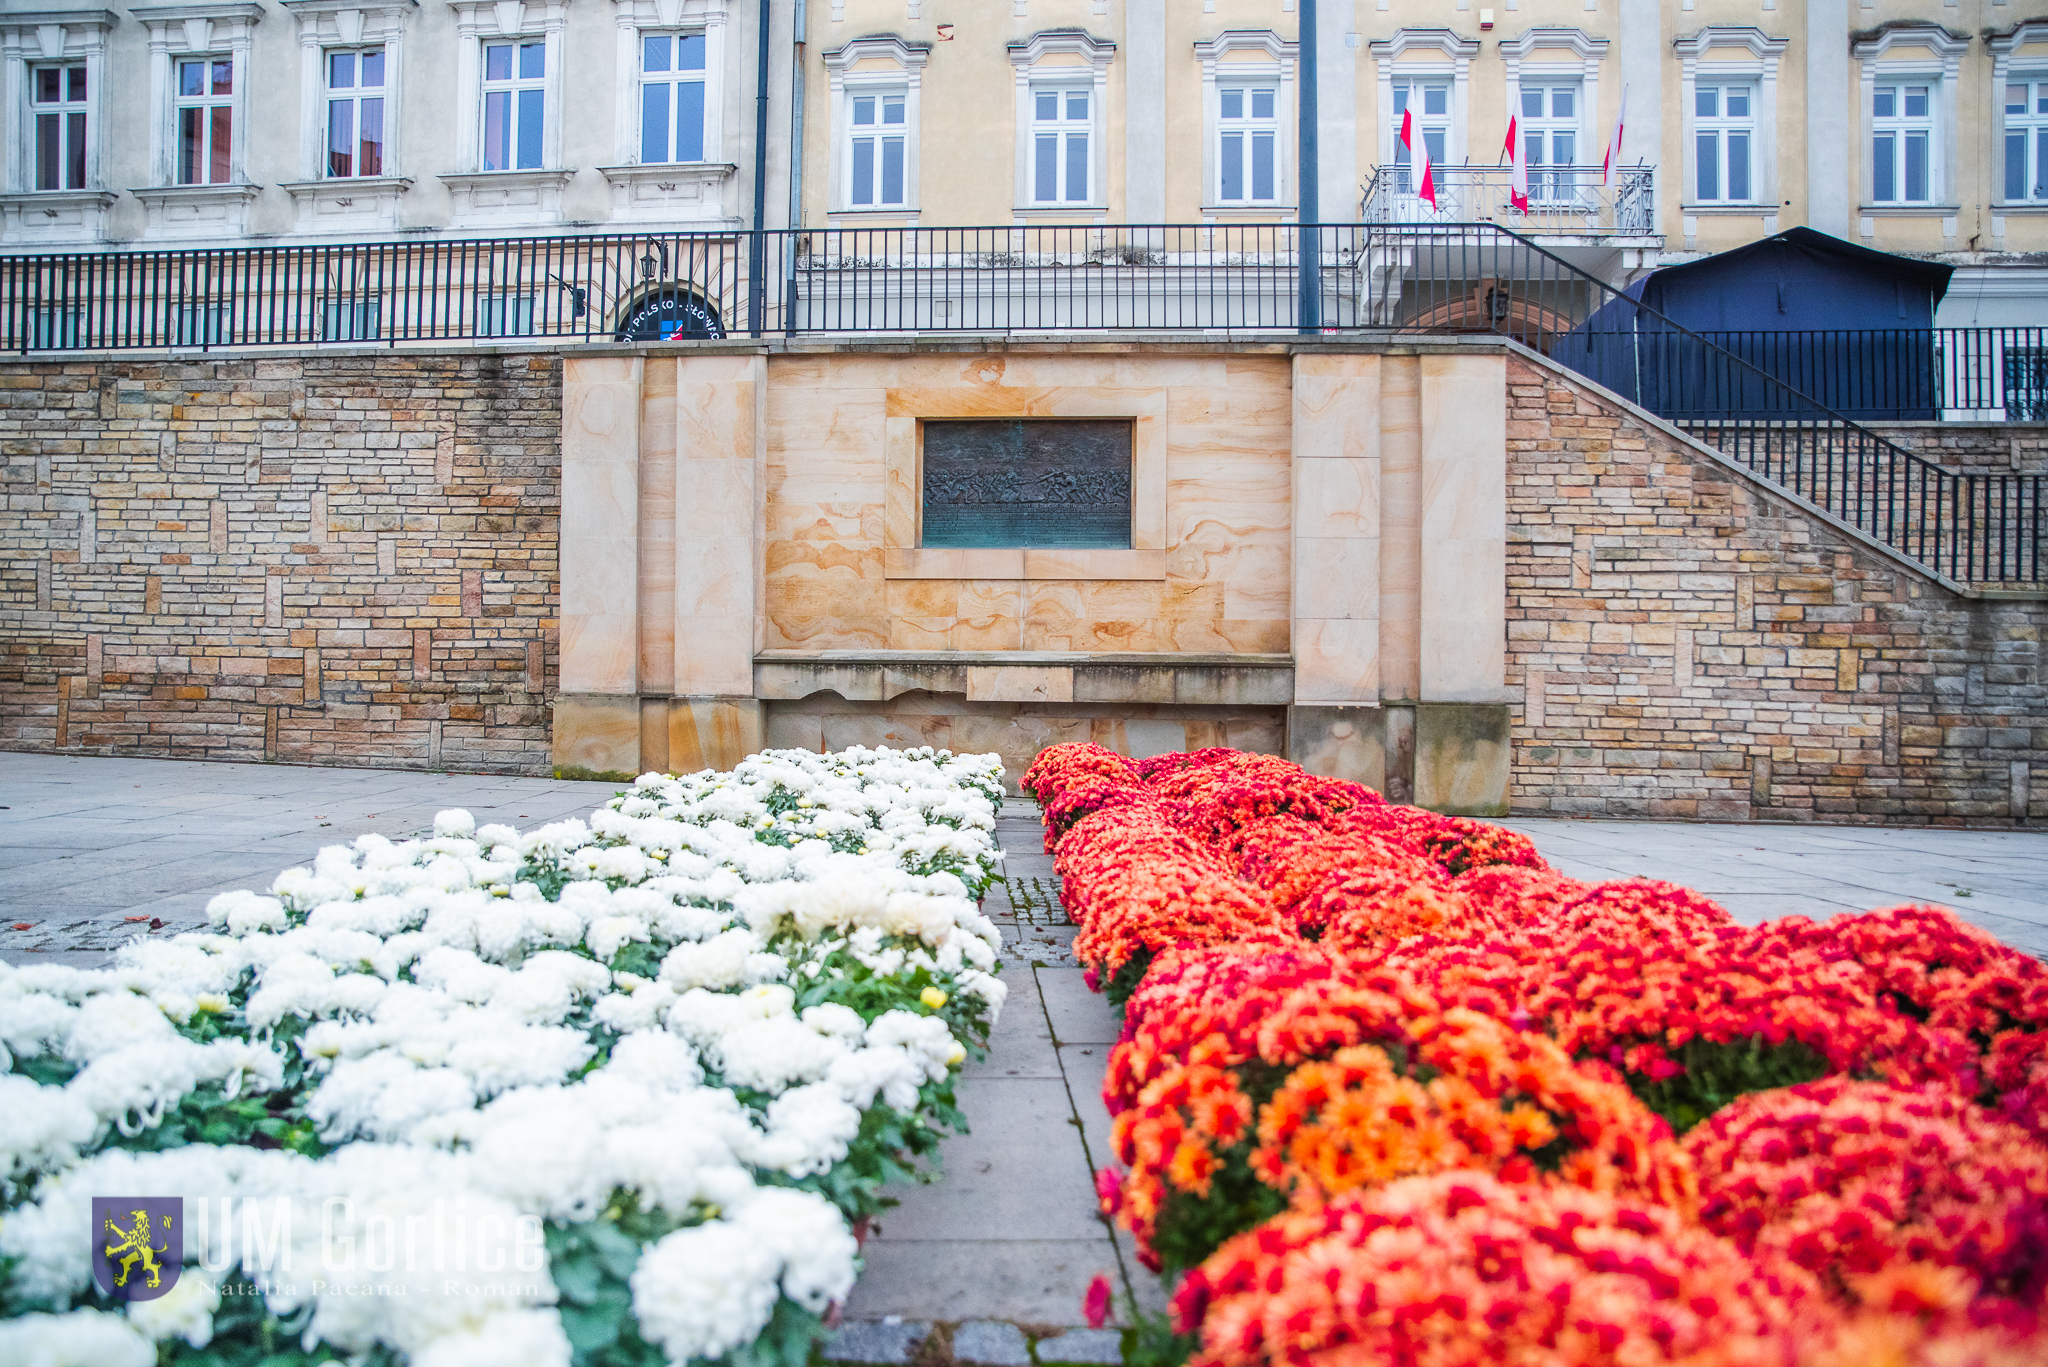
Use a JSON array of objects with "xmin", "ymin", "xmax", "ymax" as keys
[{"xmin": 3, "ymin": 755, "xmax": 2046, "ymax": 1361}]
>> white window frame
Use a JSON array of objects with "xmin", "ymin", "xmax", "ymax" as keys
[
  {"xmin": 1689, "ymin": 79, "xmax": 1758, "ymax": 205},
  {"xmin": 1195, "ymin": 30, "xmax": 1296, "ymax": 214},
  {"xmin": 26, "ymin": 57, "xmax": 91, "ymax": 191},
  {"xmin": 1853, "ymin": 23, "xmax": 1966, "ymax": 237},
  {"xmin": 1500, "ymin": 27, "xmax": 1606, "ymax": 208},
  {"xmin": 1026, "ymin": 81, "xmax": 1094, "ymax": 206},
  {"xmin": 845, "ymin": 87, "xmax": 909, "ymax": 208},
  {"xmin": 170, "ymin": 50, "xmax": 237, "ymax": 185},
  {"xmin": 635, "ymin": 29, "xmax": 711, "ymax": 164},
  {"xmin": 1674, "ymin": 26, "xmax": 1788, "ymax": 239},
  {"xmin": 1371, "ymin": 29, "xmax": 1479, "ymax": 171},
  {"xmin": 137, "ymin": 4, "xmax": 262, "ymax": 189},
  {"xmin": 479, "ymin": 34, "xmax": 548, "ymax": 171},
  {"xmin": 449, "ymin": 0, "xmax": 569, "ymax": 175},
  {"xmin": 1392, "ymin": 78, "xmax": 1452, "ymax": 191},
  {"xmin": 1868, "ymin": 79, "xmax": 1936, "ymax": 206},
  {"xmin": 611, "ymin": 0, "xmax": 731, "ymax": 167},
  {"xmin": 1006, "ymin": 28, "xmax": 1115, "ymax": 217},
  {"xmin": 281, "ymin": 1, "xmax": 411, "ymax": 181},
  {"xmin": 320, "ymin": 45, "xmax": 390, "ymax": 179},
  {"xmin": 823, "ymin": 33, "xmax": 928, "ymax": 217},
  {"xmin": 1990, "ymin": 22, "xmax": 2048, "ymax": 220},
  {"xmin": 1, "ymin": 14, "xmax": 113, "ymax": 197}
]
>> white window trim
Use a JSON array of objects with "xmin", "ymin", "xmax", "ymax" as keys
[
  {"xmin": 133, "ymin": 3, "xmax": 262, "ymax": 189},
  {"xmin": 1, "ymin": 11, "xmax": 115, "ymax": 197},
  {"xmin": 823, "ymin": 33, "xmax": 928, "ymax": 216},
  {"xmin": 1370, "ymin": 29, "xmax": 1479, "ymax": 170},
  {"xmin": 281, "ymin": 0, "xmax": 413, "ymax": 183},
  {"xmin": 1990, "ymin": 21, "xmax": 2048, "ymax": 229},
  {"xmin": 1853, "ymin": 22, "xmax": 1967, "ymax": 238},
  {"xmin": 1500, "ymin": 27, "xmax": 1606, "ymax": 180},
  {"xmin": 1673, "ymin": 27, "xmax": 1788, "ymax": 239},
  {"xmin": 611, "ymin": 0, "xmax": 729, "ymax": 166},
  {"xmin": 1195, "ymin": 30, "xmax": 1297, "ymax": 215},
  {"xmin": 449, "ymin": 0, "xmax": 571, "ymax": 175},
  {"xmin": 1007, "ymin": 28, "xmax": 1115, "ymax": 217}
]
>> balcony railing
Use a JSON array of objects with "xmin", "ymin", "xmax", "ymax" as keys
[
  {"xmin": 1361, "ymin": 164, "xmax": 1657, "ymax": 235},
  {"xmin": 1678, "ymin": 328, "xmax": 2048, "ymax": 423}
]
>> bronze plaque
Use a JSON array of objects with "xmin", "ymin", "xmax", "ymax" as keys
[{"xmin": 920, "ymin": 419, "xmax": 1133, "ymax": 548}]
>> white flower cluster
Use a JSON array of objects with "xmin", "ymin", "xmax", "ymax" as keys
[{"xmin": 0, "ymin": 746, "xmax": 1007, "ymax": 1367}]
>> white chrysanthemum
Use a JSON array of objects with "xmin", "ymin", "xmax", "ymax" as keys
[
  {"xmin": 629, "ymin": 1221, "xmax": 783, "ymax": 1361},
  {"xmin": 409, "ymin": 1309, "xmax": 572, "ymax": 1367},
  {"xmin": 433, "ymin": 809, "xmax": 478, "ymax": 839},
  {"xmin": 126, "ymin": 1267, "xmax": 219, "ymax": 1347},
  {"xmin": 0, "ymin": 1309, "xmax": 157, "ymax": 1367}
]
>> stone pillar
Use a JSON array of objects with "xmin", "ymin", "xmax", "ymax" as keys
[
  {"xmin": 1805, "ymin": 0, "xmax": 1851, "ymax": 237},
  {"xmin": 1316, "ymin": 0, "xmax": 1355, "ymax": 223},
  {"xmin": 1124, "ymin": 0, "xmax": 1165, "ymax": 223},
  {"xmin": 555, "ymin": 356, "xmax": 643, "ymax": 777},
  {"xmin": 1617, "ymin": 0, "xmax": 1662, "ymax": 230}
]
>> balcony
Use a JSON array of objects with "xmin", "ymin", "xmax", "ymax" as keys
[{"xmin": 1361, "ymin": 165, "xmax": 1658, "ymax": 285}]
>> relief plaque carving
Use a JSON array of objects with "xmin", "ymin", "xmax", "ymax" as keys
[{"xmin": 920, "ymin": 418, "xmax": 1133, "ymax": 548}]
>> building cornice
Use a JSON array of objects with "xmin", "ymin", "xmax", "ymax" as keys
[
  {"xmin": 1673, "ymin": 27, "xmax": 1791, "ymax": 62},
  {"xmin": 1193, "ymin": 29, "xmax": 1297, "ymax": 66},
  {"xmin": 1497, "ymin": 27, "xmax": 1608, "ymax": 62},
  {"xmin": 1006, "ymin": 28, "xmax": 1115, "ymax": 71},
  {"xmin": 1850, "ymin": 22, "xmax": 1971, "ymax": 62},
  {"xmin": 1368, "ymin": 28, "xmax": 1481, "ymax": 64},
  {"xmin": 823, "ymin": 32, "xmax": 930, "ymax": 74}
]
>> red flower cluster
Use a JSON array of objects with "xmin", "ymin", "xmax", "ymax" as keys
[{"xmin": 1025, "ymin": 742, "xmax": 2048, "ymax": 1367}]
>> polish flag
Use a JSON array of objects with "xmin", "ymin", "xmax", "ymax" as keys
[
  {"xmin": 1602, "ymin": 84, "xmax": 1628, "ymax": 187},
  {"xmin": 1400, "ymin": 107, "xmax": 1437, "ymax": 209},
  {"xmin": 1505, "ymin": 116, "xmax": 1528, "ymax": 213}
]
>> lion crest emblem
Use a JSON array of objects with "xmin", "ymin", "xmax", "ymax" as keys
[{"xmin": 91, "ymin": 1196, "xmax": 182, "ymax": 1301}]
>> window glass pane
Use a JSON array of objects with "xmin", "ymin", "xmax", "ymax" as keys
[
  {"xmin": 329, "ymin": 100, "xmax": 354, "ymax": 175},
  {"xmin": 1696, "ymin": 87, "xmax": 1717, "ymax": 118},
  {"xmin": 851, "ymin": 137, "xmax": 874, "ymax": 204},
  {"xmin": 1035, "ymin": 133, "xmax": 1056, "ymax": 200},
  {"xmin": 881, "ymin": 137, "xmax": 904, "ymax": 204},
  {"xmin": 1035, "ymin": 92, "xmax": 1057, "ymax": 120},
  {"xmin": 483, "ymin": 89, "xmax": 510, "ymax": 170},
  {"xmin": 1393, "ymin": 86, "xmax": 1409, "ymax": 117},
  {"xmin": 519, "ymin": 42, "xmax": 545, "ymax": 79},
  {"xmin": 642, "ymin": 82, "xmax": 670, "ymax": 162},
  {"xmin": 1727, "ymin": 131, "xmax": 1749, "ymax": 201},
  {"xmin": 1220, "ymin": 88, "xmax": 1242, "ymax": 120},
  {"xmin": 213, "ymin": 59, "xmax": 232, "ymax": 95},
  {"xmin": 330, "ymin": 52, "xmax": 354, "ymax": 88},
  {"xmin": 1553, "ymin": 132, "xmax": 1574, "ymax": 164},
  {"xmin": 180, "ymin": 105, "xmax": 204, "ymax": 183},
  {"xmin": 485, "ymin": 44, "xmax": 511, "ymax": 81},
  {"xmin": 643, "ymin": 35, "xmax": 670, "ymax": 72},
  {"xmin": 1252, "ymin": 89, "xmax": 1274, "ymax": 119},
  {"xmin": 1697, "ymin": 132, "xmax": 1719, "ymax": 200},
  {"xmin": 66, "ymin": 111, "xmax": 83, "ymax": 187},
  {"xmin": 1552, "ymin": 88, "xmax": 1573, "ymax": 118},
  {"xmin": 1727, "ymin": 88, "xmax": 1749, "ymax": 117},
  {"xmin": 210, "ymin": 107, "xmax": 231, "ymax": 182},
  {"xmin": 1905, "ymin": 131, "xmax": 1927, "ymax": 201},
  {"xmin": 2009, "ymin": 131, "xmax": 2028, "ymax": 201},
  {"xmin": 2008, "ymin": 85, "xmax": 2027, "ymax": 115},
  {"xmin": 2038, "ymin": 129, "xmax": 2048, "ymax": 198},
  {"xmin": 517, "ymin": 87, "xmax": 544, "ymax": 167},
  {"xmin": 1220, "ymin": 130, "xmax": 1242, "ymax": 200},
  {"xmin": 1872, "ymin": 132, "xmax": 1895, "ymax": 201},
  {"xmin": 1065, "ymin": 131, "xmax": 1088, "ymax": 201},
  {"xmin": 1251, "ymin": 131, "xmax": 1274, "ymax": 202},
  {"xmin": 883, "ymin": 96, "xmax": 904, "ymax": 125},
  {"xmin": 1423, "ymin": 86, "xmax": 1446, "ymax": 116},
  {"xmin": 360, "ymin": 98, "xmax": 382, "ymax": 176},
  {"xmin": 180, "ymin": 61, "xmax": 205, "ymax": 97},
  {"xmin": 675, "ymin": 81, "xmax": 704, "ymax": 161},
  {"xmin": 37, "ymin": 67, "xmax": 59, "ymax": 103},
  {"xmin": 1873, "ymin": 87, "xmax": 1894, "ymax": 118},
  {"xmin": 361, "ymin": 50, "xmax": 383, "ymax": 86},
  {"xmin": 1904, "ymin": 86, "xmax": 1928, "ymax": 118},
  {"xmin": 677, "ymin": 33, "xmax": 706, "ymax": 70},
  {"xmin": 1066, "ymin": 92, "xmax": 1087, "ymax": 120},
  {"xmin": 1523, "ymin": 88, "xmax": 1543, "ymax": 118},
  {"xmin": 2039, "ymin": 89, "xmax": 2048, "ymax": 115},
  {"xmin": 853, "ymin": 96, "xmax": 874, "ymax": 126},
  {"xmin": 1423, "ymin": 128, "xmax": 1444, "ymax": 163},
  {"xmin": 1524, "ymin": 132, "xmax": 1541, "ymax": 168},
  {"xmin": 37, "ymin": 112, "xmax": 59, "ymax": 189}
]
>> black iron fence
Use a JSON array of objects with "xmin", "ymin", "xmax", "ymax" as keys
[{"xmin": 2, "ymin": 222, "xmax": 2040, "ymax": 582}]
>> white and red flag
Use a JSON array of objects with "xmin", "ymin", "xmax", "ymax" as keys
[
  {"xmin": 1400, "ymin": 107, "xmax": 1437, "ymax": 209},
  {"xmin": 1504, "ymin": 115, "xmax": 1528, "ymax": 212},
  {"xmin": 1602, "ymin": 84, "xmax": 1629, "ymax": 187}
]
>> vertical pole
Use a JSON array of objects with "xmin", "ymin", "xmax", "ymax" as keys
[
  {"xmin": 1297, "ymin": 0, "xmax": 1320, "ymax": 333},
  {"xmin": 748, "ymin": 0, "xmax": 771, "ymax": 336}
]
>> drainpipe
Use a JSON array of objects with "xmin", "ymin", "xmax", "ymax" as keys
[
  {"xmin": 747, "ymin": 0, "xmax": 771, "ymax": 335},
  {"xmin": 1297, "ymin": 0, "xmax": 1321, "ymax": 334},
  {"xmin": 786, "ymin": 0, "xmax": 805, "ymax": 331}
]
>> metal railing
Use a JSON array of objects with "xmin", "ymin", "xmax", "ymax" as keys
[
  {"xmin": 1361, "ymin": 164, "xmax": 1656, "ymax": 235},
  {"xmin": 1366, "ymin": 225, "xmax": 2042, "ymax": 585},
  {"xmin": 1678, "ymin": 328, "xmax": 2048, "ymax": 422}
]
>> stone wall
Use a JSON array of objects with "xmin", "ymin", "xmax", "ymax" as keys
[
  {"xmin": 0, "ymin": 353, "xmax": 561, "ymax": 773},
  {"xmin": 1861, "ymin": 421, "xmax": 2048, "ymax": 475},
  {"xmin": 1505, "ymin": 357, "xmax": 2047, "ymax": 824}
]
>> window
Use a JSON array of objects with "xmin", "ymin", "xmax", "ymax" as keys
[
  {"xmin": 32, "ymin": 308, "xmax": 82, "ymax": 349},
  {"xmin": 322, "ymin": 299, "xmax": 380, "ymax": 341},
  {"xmin": 1871, "ymin": 83, "xmax": 1934, "ymax": 204},
  {"xmin": 847, "ymin": 91, "xmax": 906, "ymax": 206},
  {"xmin": 174, "ymin": 56, "xmax": 234, "ymax": 185},
  {"xmin": 2007, "ymin": 348, "xmax": 2048, "ymax": 423},
  {"xmin": 1693, "ymin": 83, "xmax": 1755, "ymax": 203},
  {"xmin": 2005, "ymin": 79, "xmax": 2048, "ymax": 203},
  {"xmin": 326, "ymin": 49, "xmax": 386, "ymax": 178},
  {"xmin": 1217, "ymin": 85, "xmax": 1278, "ymax": 204},
  {"xmin": 176, "ymin": 303, "xmax": 231, "ymax": 346},
  {"xmin": 482, "ymin": 40, "xmax": 546, "ymax": 172},
  {"xmin": 1031, "ymin": 88, "xmax": 1091, "ymax": 204},
  {"xmin": 33, "ymin": 64, "xmax": 89, "ymax": 191},
  {"xmin": 1393, "ymin": 81, "xmax": 1449, "ymax": 193},
  {"xmin": 478, "ymin": 294, "xmax": 534, "ymax": 337},
  {"xmin": 640, "ymin": 33, "xmax": 706, "ymax": 163},
  {"xmin": 1520, "ymin": 83, "xmax": 1579, "ymax": 203}
]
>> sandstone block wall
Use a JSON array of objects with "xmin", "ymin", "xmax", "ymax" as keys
[
  {"xmin": 0, "ymin": 354, "xmax": 561, "ymax": 773},
  {"xmin": 1506, "ymin": 358, "xmax": 2046, "ymax": 824}
]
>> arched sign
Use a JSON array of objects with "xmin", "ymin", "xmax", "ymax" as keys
[{"xmin": 614, "ymin": 289, "xmax": 725, "ymax": 341}]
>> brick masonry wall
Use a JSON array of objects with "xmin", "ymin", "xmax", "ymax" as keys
[
  {"xmin": 0, "ymin": 353, "xmax": 561, "ymax": 773},
  {"xmin": 1861, "ymin": 421, "xmax": 2048, "ymax": 476},
  {"xmin": 1507, "ymin": 357, "xmax": 2046, "ymax": 825}
]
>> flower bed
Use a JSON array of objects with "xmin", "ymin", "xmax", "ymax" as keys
[
  {"xmin": 0, "ymin": 746, "xmax": 1007, "ymax": 1367},
  {"xmin": 1026, "ymin": 742, "xmax": 2048, "ymax": 1366}
]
